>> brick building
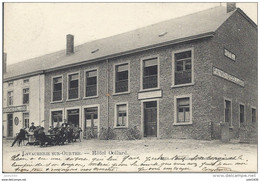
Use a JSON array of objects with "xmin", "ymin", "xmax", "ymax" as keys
[{"xmin": 4, "ymin": 4, "xmax": 257, "ymax": 140}]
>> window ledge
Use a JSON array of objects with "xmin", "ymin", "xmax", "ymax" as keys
[
  {"xmin": 112, "ymin": 91, "xmax": 130, "ymax": 96},
  {"xmin": 51, "ymin": 100, "xmax": 63, "ymax": 104},
  {"xmin": 173, "ymin": 122, "xmax": 192, "ymax": 126},
  {"xmin": 66, "ymin": 98, "xmax": 80, "ymax": 102},
  {"xmin": 83, "ymin": 95, "xmax": 98, "ymax": 100},
  {"xmin": 171, "ymin": 83, "xmax": 194, "ymax": 88},
  {"xmin": 139, "ymin": 88, "xmax": 161, "ymax": 93},
  {"xmin": 114, "ymin": 126, "xmax": 128, "ymax": 129}
]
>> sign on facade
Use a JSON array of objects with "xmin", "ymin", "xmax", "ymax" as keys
[
  {"xmin": 224, "ymin": 49, "xmax": 236, "ymax": 61},
  {"xmin": 213, "ymin": 67, "xmax": 245, "ymax": 87},
  {"xmin": 3, "ymin": 105, "xmax": 27, "ymax": 113},
  {"xmin": 14, "ymin": 117, "xmax": 19, "ymax": 126}
]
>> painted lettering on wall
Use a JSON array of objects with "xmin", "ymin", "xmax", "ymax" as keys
[
  {"xmin": 224, "ymin": 49, "xmax": 236, "ymax": 61},
  {"xmin": 213, "ymin": 67, "xmax": 244, "ymax": 87},
  {"xmin": 3, "ymin": 105, "xmax": 27, "ymax": 113}
]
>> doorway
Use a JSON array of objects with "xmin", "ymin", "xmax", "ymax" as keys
[
  {"xmin": 7, "ymin": 114, "xmax": 13, "ymax": 137},
  {"xmin": 84, "ymin": 107, "xmax": 98, "ymax": 139},
  {"xmin": 143, "ymin": 101, "xmax": 157, "ymax": 137}
]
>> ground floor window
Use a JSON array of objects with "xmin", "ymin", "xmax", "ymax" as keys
[
  {"xmin": 51, "ymin": 111, "xmax": 63, "ymax": 127},
  {"xmin": 67, "ymin": 109, "xmax": 80, "ymax": 127},
  {"xmin": 252, "ymin": 108, "xmax": 256, "ymax": 123},
  {"xmin": 115, "ymin": 103, "xmax": 128, "ymax": 128},
  {"xmin": 177, "ymin": 98, "xmax": 190, "ymax": 123},
  {"xmin": 23, "ymin": 113, "xmax": 29, "ymax": 128},
  {"xmin": 84, "ymin": 107, "xmax": 98, "ymax": 139},
  {"xmin": 224, "ymin": 99, "xmax": 232, "ymax": 126},
  {"xmin": 174, "ymin": 95, "xmax": 192, "ymax": 124}
]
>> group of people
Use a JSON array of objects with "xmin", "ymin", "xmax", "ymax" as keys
[{"xmin": 11, "ymin": 122, "xmax": 82, "ymax": 147}]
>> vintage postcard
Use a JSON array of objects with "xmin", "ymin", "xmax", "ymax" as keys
[{"xmin": 2, "ymin": 2, "xmax": 258, "ymax": 177}]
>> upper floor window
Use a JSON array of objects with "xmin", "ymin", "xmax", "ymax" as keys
[
  {"xmin": 173, "ymin": 50, "xmax": 193, "ymax": 86},
  {"xmin": 85, "ymin": 70, "xmax": 97, "ymax": 97},
  {"xmin": 115, "ymin": 63, "xmax": 129, "ymax": 93},
  {"xmin": 8, "ymin": 82, "xmax": 13, "ymax": 87},
  {"xmin": 143, "ymin": 58, "xmax": 158, "ymax": 89},
  {"xmin": 23, "ymin": 79, "xmax": 29, "ymax": 84},
  {"xmin": 23, "ymin": 88, "xmax": 29, "ymax": 104},
  {"xmin": 115, "ymin": 103, "xmax": 128, "ymax": 128},
  {"xmin": 7, "ymin": 91, "xmax": 13, "ymax": 106},
  {"xmin": 252, "ymin": 108, "xmax": 256, "ymax": 123},
  {"xmin": 68, "ymin": 73, "xmax": 79, "ymax": 100},
  {"xmin": 224, "ymin": 99, "xmax": 232, "ymax": 127},
  {"xmin": 52, "ymin": 76, "xmax": 62, "ymax": 102}
]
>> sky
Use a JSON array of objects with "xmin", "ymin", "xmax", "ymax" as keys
[{"xmin": 3, "ymin": 2, "xmax": 258, "ymax": 65}]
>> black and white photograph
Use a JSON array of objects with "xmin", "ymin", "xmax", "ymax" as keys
[{"xmin": 1, "ymin": 1, "xmax": 258, "ymax": 179}]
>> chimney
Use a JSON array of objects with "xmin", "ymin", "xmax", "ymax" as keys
[
  {"xmin": 66, "ymin": 34, "xmax": 74, "ymax": 55},
  {"xmin": 3, "ymin": 52, "xmax": 7, "ymax": 74},
  {"xmin": 227, "ymin": 2, "xmax": 236, "ymax": 13}
]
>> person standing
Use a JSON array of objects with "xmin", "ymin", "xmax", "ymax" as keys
[{"xmin": 29, "ymin": 122, "xmax": 36, "ymax": 132}]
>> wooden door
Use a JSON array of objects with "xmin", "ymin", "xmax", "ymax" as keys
[
  {"xmin": 7, "ymin": 114, "xmax": 13, "ymax": 137},
  {"xmin": 144, "ymin": 101, "xmax": 157, "ymax": 137}
]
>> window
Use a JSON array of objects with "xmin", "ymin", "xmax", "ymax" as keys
[
  {"xmin": 252, "ymin": 108, "xmax": 256, "ymax": 123},
  {"xmin": 115, "ymin": 104, "xmax": 128, "ymax": 128},
  {"xmin": 53, "ymin": 76, "xmax": 62, "ymax": 101},
  {"xmin": 143, "ymin": 58, "xmax": 158, "ymax": 89},
  {"xmin": 8, "ymin": 82, "xmax": 13, "ymax": 87},
  {"xmin": 23, "ymin": 79, "xmax": 29, "ymax": 83},
  {"xmin": 23, "ymin": 113, "xmax": 29, "ymax": 128},
  {"xmin": 115, "ymin": 63, "xmax": 129, "ymax": 93},
  {"xmin": 224, "ymin": 99, "xmax": 232, "ymax": 126},
  {"xmin": 239, "ymin": 104, "xmax": 245, "ymax": 125},
  {"xmin": 177, "ymin": 97, "xmax": 191, "ymax": 123},
  {"xmin": 85, "ymin": 70, "xmax": 97, "ymax": 97},
  {"xmin": 68, "ymin": 73, "xmax": 79, "ymax": 99},
  {"xmin": 23, "ymin": 88, "xmax": 29, "ymax": 104},
  {"xmin": 7, "ymin": 91, "xmax": 13, "ymax": 106},
  {"xmin": 174, "ymin": 95, "xmax": 192, "ymax": 125},
  {"xmin": 51, "ymin": 111, "xmax": 63, "ymax": 127},
  {"xmin": 173, "ymin": 50, "xmax": 193, "ymax": 85}
]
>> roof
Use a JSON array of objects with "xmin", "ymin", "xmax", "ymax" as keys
[{"xmin": 4, "ymin": 6, "xmax": 236, "ymax": 81}]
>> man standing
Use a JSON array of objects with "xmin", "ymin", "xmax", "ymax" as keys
[{"xmin": 29, "ymin": 122, "xmax": 36, "ymax": 132}]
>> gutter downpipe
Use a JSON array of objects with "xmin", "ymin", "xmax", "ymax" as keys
[
  {"xmin": 106, "ymin": 59, "xmax": 110, "ymax": 140},
  {"xmin": 39, "ymin": 74, "xmax": 41, "ymax": 126}
]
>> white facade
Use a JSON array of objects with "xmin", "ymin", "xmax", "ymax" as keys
[{"xmin": 3, "ymin": 74, "xmax": 45, "ymax": 138}]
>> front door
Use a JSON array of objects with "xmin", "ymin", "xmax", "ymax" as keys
[
  {"xmin": 144, "ymin": 101, "xmax": 157, "ymax": 137},
  {"xmin": 7, "ymin": 114, "xmax": 13, "ymax": 137},
  {"xmin": 67, "ymin": 109, "xmax": 79, "ymax": 127},
  {"xmin": 84, "ymin": 107, "xmax": 98, "ymax": 139}
]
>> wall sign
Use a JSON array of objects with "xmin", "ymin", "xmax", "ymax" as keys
[
  {"xmin": 213, "ymin": 67, "xmax": 244, "ymax": 87},
  {"xmin": 14, "ymin": 117, "xmax": 19, "ymax": 126},
  {"xmin": 3, "ymin": 105, "xmax": 27, "ymax": 113},
  {"xmin": 138, "ymin": 90, "xmax": 162, "ymax": 100},
  {"xmin": 224, "ymin": 49, "xmax": 236, "ymax": 61}
]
